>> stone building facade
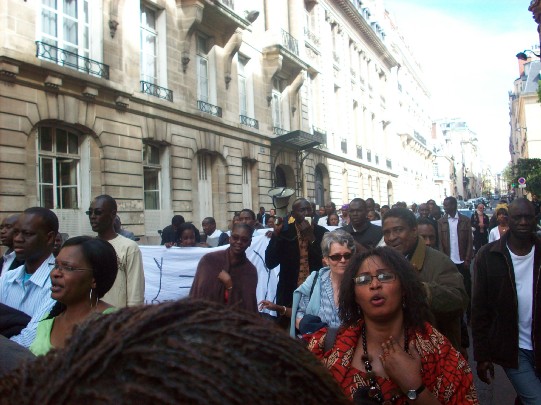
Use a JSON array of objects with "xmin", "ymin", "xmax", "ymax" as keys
[{"xmin": 0, "ymin": 0, "xmax": 432, "ymax": 241}]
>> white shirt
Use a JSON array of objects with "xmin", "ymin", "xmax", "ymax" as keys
[
  {"xmin": 206, "ymin": 229, "xmax": 224, "ymax": 248},
  {"xmin": 448, "ymin": 214, "xmax": 462, "ymax": 264},
  {"xmin": 508, "ymin": 244, "xmax": 535, "ymax": 350},
  {"xmin": 0, "ymin": 254, "xmax": 56, "ymax": 347},
  {"xmin": 1, "ymin": 250, "xmax": 17, "ymax": 274}
]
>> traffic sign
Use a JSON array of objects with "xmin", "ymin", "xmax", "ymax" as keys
[{"xmin": 518, "ymin": 177, "xmax": 526, "ymax": 185}]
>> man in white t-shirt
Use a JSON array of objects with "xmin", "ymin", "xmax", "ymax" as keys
[
  {"xmin": 472, "ymin": 198, "xmax": 541, "ymax": 404},
  {"xmin": 87, "ymin": 195, "xmax": 145, "ymax": 307}
]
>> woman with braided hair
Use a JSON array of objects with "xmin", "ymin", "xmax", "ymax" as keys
[
  {"xmin": 0, "ymin": 299, "xmax": 350, "ymax": 405},
  {"xmin": 29, "ymin": 236, "xmax": 118, "ymax": 356}
]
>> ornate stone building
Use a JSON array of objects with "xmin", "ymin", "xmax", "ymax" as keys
[{"xmin": 0, "ymin": 0, "xmax": 434, "ymax": 241}]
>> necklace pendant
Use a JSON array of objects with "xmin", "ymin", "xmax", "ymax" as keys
[{"xmin": 368, "ymin": 386, "xmax": 379, "ymax": 398}]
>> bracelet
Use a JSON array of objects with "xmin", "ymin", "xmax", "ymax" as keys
[{"xmin": 280, "ymin": 306, "xmax": 287, "ymax": 316}]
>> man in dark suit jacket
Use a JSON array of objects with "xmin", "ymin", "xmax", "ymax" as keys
[
  {"xmin": 438, "ymin": 196, "xmax": 473, "ymax": 320},
  {"xmin": 256, "ymin": 207, "xmax": 268, "ymax": 227},
  {"xmin": 265, "ymin": 198, "xmax": 328, "ymax": 326},
  {"xmin": 340, "ymin": 198, "xmax": 382, "ymax": 250}
]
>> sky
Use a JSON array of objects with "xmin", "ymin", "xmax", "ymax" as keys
[{"xmin": 384, "ymin": 0, "xmax": 539, "ymax": 173}]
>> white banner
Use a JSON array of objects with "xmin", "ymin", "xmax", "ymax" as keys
[{"xmin": 141, "ymin": 230, "xmax": 279, "ymax": 306}]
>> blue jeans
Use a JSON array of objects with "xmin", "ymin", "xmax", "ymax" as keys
[{"xmin": 504, "ymin": 349, "xmax": 541, "ymax": 405}]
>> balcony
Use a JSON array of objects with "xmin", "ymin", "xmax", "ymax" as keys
[
  {"xmin": 36, "ymin": 41, "xmax": 109, "ymax": 79},
  {"xmin": 240, "ymin": 115, "xmax": 259, "ymax": 129},
  {"xmin": 313, "ymin": 127, "xmax": 327, "ymax": 146},
  {"xmin": 140, "ymin": 81, "xmax": 173, "ymax": 102},
  {"xmin": 304, "ymin": 27, "xmax": 320, "ymax": 47},
  {"xmin": 263, "ymin": 29, "xmax": 308, "ymax": 82},
  {"xmin": 197, "ymin": 100, "xmax": 222, "ymax": 117},
  {"xmin": 273, "ymin": 126, "xmax": 288, "ymax": 136}
]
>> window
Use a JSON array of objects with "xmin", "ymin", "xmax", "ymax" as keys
[
  {"xmin": 38, "ymin": 126, "xmax": 80, "ymax": 209},
  {"xmin": 40, "ymin": 0, "xmax": 90, "ymax": 65},
  {"xmin": 341, "ymin": 138, "xmax": 348, "ymax": 154},
  {"xmin": 241, "ymin": 160, "xmax": 253, "ymax": 209},
  {"xmin": 143, "ymin": 144, "xmax": 161, "ymax": 210},
  {"xmin": 367, "ymin": 149, "xmax": 372, "ymax": 162},
  {"xmin": 356, "ymin": 145, "xmax": 363, "ymax": 159},
  {"xmin": 238, "ymin": 56, "xmax": 248, "ymax": 116},
  {"xmin": 140, "ymin": 5, "xmax": 157, "ymax": 84},
  {"xmin": 197, "ymin": 35, "xmax": 209, "ymax": 102},
  {"xmin": 272, "ymin": 79, "xmax": 283, "ymax": 130}
]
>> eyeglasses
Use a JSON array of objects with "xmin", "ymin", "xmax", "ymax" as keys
[
  {"xmin": 230, "ymin": 234, "xmax": 251, "ymax": 244},
  {"xmin": 51, "ymin": 262, "xmax": 93, "ymax": 273},
  {"xmin": 353, "ymin": 272, "xmax": 396, "ymax": 286},
  {"xmin": 85, "ymin": 209, "xmax": 103, "ymax": 216},
  {"xmin": 328, "ymin": 253, "xmax": 353, "ymax": 262}
]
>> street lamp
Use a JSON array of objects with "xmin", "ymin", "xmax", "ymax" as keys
[{"xmin": 516, "ymin": 49, "xmax": 541, "ymax": 60}]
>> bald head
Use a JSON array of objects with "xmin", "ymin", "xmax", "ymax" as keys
[{"xmin": 508, "ymin": 198, "xmax": 536, "ymax": 241}]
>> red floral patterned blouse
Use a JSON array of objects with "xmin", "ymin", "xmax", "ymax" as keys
[{"xmin": 306, "ymin": 321, "xmax": 478, "ymax": 404}]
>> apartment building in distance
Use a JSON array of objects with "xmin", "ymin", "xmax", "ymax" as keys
[
  {"xmin": 0, "ymin": 0, "xmax": 436, "ymax": 241},
  {"xmin": 509, "ymin": 48, "xmax": 541, "ymax": 164}
]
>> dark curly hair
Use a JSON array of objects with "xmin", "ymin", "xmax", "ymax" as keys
[
  {"xmin": 338, "ymin": 247, "xmax": 432, "ymax": 332},
  {"xmin": 1, "ymin": 300, "xmax": 350, "ymax": 405},
  {"xmin": 47, "ymin": 236, "xmax": 118, "ymax": 318}
]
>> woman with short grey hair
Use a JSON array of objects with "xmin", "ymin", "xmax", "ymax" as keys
[{"xmin": 290, "ymin": 229, "xmax": 356, "ymax": 337}]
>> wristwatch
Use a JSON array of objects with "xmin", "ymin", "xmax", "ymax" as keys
[{"xmin": 406, "ymin": 384, "xmax": 425, "ymax": 401}]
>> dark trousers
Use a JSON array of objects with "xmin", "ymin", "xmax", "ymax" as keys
[{"xmin": 456, "ymin": 262, "xmax": 471, "ymax": 318}]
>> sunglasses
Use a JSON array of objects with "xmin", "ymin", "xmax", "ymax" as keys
[
  {"xmin": 353, "ymin": 272, "xmax": 396, "ymax": 286},
  {"xmin": 230, "ymin": 234, "xmax": 251, "ymax": 244},
  {"xmin": 328, "ymin": 253, "xmax": 352, "ymax": 262},
  {"xmin": 85, "ymin": 209, "xmax": 104, "ymax": 216}
]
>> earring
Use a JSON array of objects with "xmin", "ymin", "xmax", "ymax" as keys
[{"xmin": 89, "ymin": 288, "xmax": 97, "ymax": 308}]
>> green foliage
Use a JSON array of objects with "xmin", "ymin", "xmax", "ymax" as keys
[
  {"xmin": 538, "ymin": 80, "xmax": 541, "ymax": 103},
  {"xmin": 510, "ymin": 158, "xmax": 541, "ymax": 196}
]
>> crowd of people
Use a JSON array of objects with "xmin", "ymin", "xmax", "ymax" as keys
[{"xmin": 1, "ymin": 192, "xmax": 540, "ymax": 404}]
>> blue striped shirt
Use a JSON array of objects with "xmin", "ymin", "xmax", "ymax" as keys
[
  {"xmin": 0, "ymin": 254, "xmax": 55, "ymax": 347},
  {"xmin": 296, "ymin": 270, "xmax": 340, "ymax": 328}
]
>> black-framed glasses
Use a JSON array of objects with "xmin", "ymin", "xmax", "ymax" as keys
[
  {"xmin": 328, "ymin": 253, "xmax": 352, "ymax": 262},
  {"xmin": 85, "ymin": 209, "xmax": 103, "ymax": 216},
  {"xmin": 51, "ymin": 262, "xmax": 93, "ymax": 273},
  {"xmin": 353, "ymin": 272, "xmax": 396, "ymax": 286}
]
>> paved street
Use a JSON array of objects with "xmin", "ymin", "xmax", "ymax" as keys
[
  {"xmin": 467, "ymin": 333, "xmax": 517, "ymax": 405},
  {"xmin": 466, "ymin": 258, "xmax": 518, "ymax": 405}
]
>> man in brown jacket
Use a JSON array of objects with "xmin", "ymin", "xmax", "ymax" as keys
[{"xmin": 438, "ymin": 196, "xmax": 473, "ymax": 321}]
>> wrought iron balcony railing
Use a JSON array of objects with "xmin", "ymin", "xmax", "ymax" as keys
[
  {"xmin": 281, "ymin": 29, "xmax": 299, "ymax": 55},
  {"xmin": 273, "ymin": 126, "xmax": 288, "ymax": 136},
  {"xmin": 36, "ymin": 41, "xmax": 109, "ymax": 79},
  {"xmin": 197, "ymin": 100, "xmax": 222, "ymax": 117},
  {"xmin": 219, "ymin": 0, "xmax": 234, "ymax": 9},
  {"xmin": 313, "ymin": 126, "xmax": 327, "ymax": 145},
  {"xmin": 141, "ymin": 81, "xmax": 173, "ymax": 102},
  {"xmin": 304, "ymin": 28, "xmax": 320, "ymax": 47},
  {"xmin": 240, "ymin": 115, "xmax": 259, "ymax": 129}
]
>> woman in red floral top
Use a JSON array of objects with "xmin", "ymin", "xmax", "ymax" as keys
[{"xmin": 306, "ymin": 247, "xmax": 478, "ymax": 404}]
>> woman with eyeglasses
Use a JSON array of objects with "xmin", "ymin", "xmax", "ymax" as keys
[
  {"xmin": 190, "ymin": 223, "xmax": 258, "ymax": 313},
  {"xmin": 306, "ymin": 247, "xmax": 478, "ymax": 404},
  {"xmin": 288, "ymin": 230, "xmax": 355, "ymax": 337},
  {"xmin": 29, "ymin": 236, "xmax": 118, "ymax": 356}
]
